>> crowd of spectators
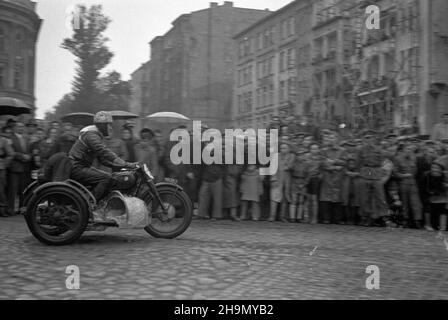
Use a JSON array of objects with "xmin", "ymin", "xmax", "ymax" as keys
[{"xmin": 0, "ymin": 113, "xmax": 447, "ymax": 236}]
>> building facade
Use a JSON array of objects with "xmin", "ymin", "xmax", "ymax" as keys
[
  {"xmin": 232, "ymin": 0, "xmax": 448, "ymax": 134},
  {"xmin": 0, "ymin": 0, "xmax": 41, "ymax": 113},
  {"xmin": 233, "ymin": 0, "xmax": 313, "ymax": 129},
  {"xmin": 130, "ymin": 1, "xmax": 271, "ymax": 129}
]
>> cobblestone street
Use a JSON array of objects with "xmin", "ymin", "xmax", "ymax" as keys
[{"xmin": 0, "ymin": 216, "xmax": 448, "ymax": 300}]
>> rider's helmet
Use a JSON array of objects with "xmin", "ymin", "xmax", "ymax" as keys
[
  {"xmin": 94, "ymin": 111, "xmax": 113, "ymax": 137},
  {"xmin": 94, "ymin": 111, "xmax": 113, "ymax": 124}
]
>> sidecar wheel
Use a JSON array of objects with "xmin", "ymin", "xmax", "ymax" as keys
[
  {"xmin": 143, "ymin": 185, "xmax": 193, "ymax": 239},
  {"xmin": 25, "ymin": 186, "xmax": 90, "ymax": 246}
]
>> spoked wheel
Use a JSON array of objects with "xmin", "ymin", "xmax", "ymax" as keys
[
  {"xmin": 25, "ymin": 186, "xmax": 89, "ymax": 246},
  {"xmin": 143, "ymin": 185, "xmax": 193, "ymax": 239}
]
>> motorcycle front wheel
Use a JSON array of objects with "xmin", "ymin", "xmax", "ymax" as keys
[{"xmin": 143, "ymin": 184, "xmax": 193, "ymax": 239}]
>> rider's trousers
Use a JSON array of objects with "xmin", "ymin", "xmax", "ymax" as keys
[{"xmin": 70, "ymin": 165, "xmax": 116, "ymax": 202}]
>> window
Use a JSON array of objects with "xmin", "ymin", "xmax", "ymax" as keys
[
  {"xmin": 0, "ymin": 28, "xmax": 4, "ymax": 53},
  {"xmin": 328, "ymin": 32, "xmax": 337, "ymax": 54},
  {"xmin": 268, "ymin": 57, "xmax": 273, "ymax": 75},
  {"xmin": 14, "ymin": 64, "xmax": 21, "ymax": 90},
  {"xmin": 16, "ymin": 32, "xmax": 23, "ymax": 53},
  {"xmin": 268, "ymin": 83, "xmax": 274, "ymax": 105},
  {"xmin": 326, "ymin": 69, "xmax": 336, "ymax": 87},
  {"xmin": 280, "ymin": 81, "xmax": 286, "ymax": 101},
  {"xmin": 280, "ymin": 51, "xmax": 286, "ymax": 72},
  {"xmin": 0, "ymin": 65, "xmax": 4, "ymax": 88},
  {"xmin": 289, "ymin": 17, "xmax": 295, "ymax": 36},
  {"xmin": 287, "ymin": 48, "xmax": 296, "ymax": 69},
  {"xmin": 239, "ymin": 41, "xmax": 244, "ymax": 59},
  {"xmin": 262, "ymin": 86, "xmax": 267, "ymax": 106},
  {"xmin": 288, "ymin": 78, "xmax": 295, "ymax": 98},
  {"xmin": 257, "ymin": 88, "xmax": 262, "ymax": 107},
  {"xmin": 248, "ymin": 66, "xmax": 252, "ymax": 84},
  {"xmin": 258, "ymin": 33, "xmax": 263, "ymax": 50},
  {"xmin": 400, "ymin": 50, "xmax": 408, "ymax": 79},
  {"xmin": 281, "ymin": 20, "xmax": 288, "ymax": 39}
]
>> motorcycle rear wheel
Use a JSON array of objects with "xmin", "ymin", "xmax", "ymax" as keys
[
  {"xmin": 143, "ymin": 185, "xmax": 193, "ymax": 239},
  {"xmin": 25, "ymin": 186, "xmax": 90, "ymax": 246}
]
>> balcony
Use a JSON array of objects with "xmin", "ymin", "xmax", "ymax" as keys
[
  {"xmin": 363, "ymin": 30, "xmax": 393, "ymax": 47},
  {"xmin": 312, "ymin": 54, "xmax": 324, "ymax": 65},
  {"xmin": 326, "ymin": 50, "xmax": 337, "ymax": 62}
]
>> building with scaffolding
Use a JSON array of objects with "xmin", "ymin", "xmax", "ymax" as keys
[{"xmin": 231, "ymin": 0, "xmax": 448, "ymax": 134}]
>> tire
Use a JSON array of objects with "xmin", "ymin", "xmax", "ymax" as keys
[
  {"xmin": 25, "ymin": 186, "xmax": 90, "ymax": 246},
  {"xmin": 143, "ymin": 185, "xmax": 193, "ymax": 239}
]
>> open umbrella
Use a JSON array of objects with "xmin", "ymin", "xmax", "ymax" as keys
[
  {"xmin": 0, "ymin": 97, "xmax": 32, "ymax": 116},
  {"xmin": 146, "ymin": 111, "xmax": 190, "ymax": 123},
  {"xmin": 61, "ymin": 112, "xmax": 94, "ymax": 127},
  {"xmin": 110, "ymin": 110, "xmax": 139, "ymax": 120}
]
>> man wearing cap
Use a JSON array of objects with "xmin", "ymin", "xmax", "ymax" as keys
[
  {"xmin": 357, "ymin": 130, "xmax": 389, "ymax": 226},
  {"xmin": 341, "ymin": 140, "xmax": 361, "ymax": 224},
  {"xmin": 5, "ymin": 118, "xmax": 17, "ymax": 130},
  {"xmin": 393, "ymin": 143, "xmax": 423, "ymax": 228},
  {"xmin": 7, "ymin": 121, "xmax": 32, "ymax": 215},
  {"xmin": 431, "ymin": 113, "xmax": 448, "ymax": 141},
  {"xmin": 319, "ymin": 133, "xmax": 347, "ymax": 224},
  {"xmin": 25, "ymin": 119, "xmax": 39, "ymax": 144},
  {"xmin": 287, "ymin": 148, "xmax": 310, "ymax": 222}
]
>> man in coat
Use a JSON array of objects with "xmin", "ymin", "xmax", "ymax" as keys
[{"xmin": 7, "ymin": 122, "xmax": 31, "ymax": 215}]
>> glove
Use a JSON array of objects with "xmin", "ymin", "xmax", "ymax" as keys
[{"xmin": 124, "ymin": 162, "xmax": 140, "ymax": 169}]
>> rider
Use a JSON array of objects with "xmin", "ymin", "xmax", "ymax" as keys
[{"xmin": 68, "ymin": 111, "xmax": 138, "ymax": 203}]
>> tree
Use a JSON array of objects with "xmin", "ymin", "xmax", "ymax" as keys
[
  {"xmin": 61, "ymin": 4, "xmax": 113, "ymax": 113},
  {"xmin": 96, "ymin": 71, "xmax": 132, "ymax": 111}
]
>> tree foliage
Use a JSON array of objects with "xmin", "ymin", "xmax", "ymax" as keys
[{"xmin": 45, "ymin": 5, "xmax": 131, "ymax": 121}]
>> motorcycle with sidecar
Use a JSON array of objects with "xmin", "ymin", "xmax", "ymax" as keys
[{"xmin": 22, "ymin": 163, "xmax": 193, "ymax": 245}]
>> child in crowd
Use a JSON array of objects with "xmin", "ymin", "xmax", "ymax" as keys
[
  {"xmin": 305, "ymin": 143, "xmax": 324, "ymax": 224},
  {"xmin": 288, "ymin": 148, "xmax": 310, "ymax": 222},
  {"xmin": 239, "ymin": 164, "xmax": 264, "ymax": 221},
  {"xmin": 422, "ymin": 163, "xmax": 448, "ymax": 233}
]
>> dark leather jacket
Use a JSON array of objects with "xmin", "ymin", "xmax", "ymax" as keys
[{"xmin": 69, "ymin": 125, "xmax": 127, "ymax": 168}]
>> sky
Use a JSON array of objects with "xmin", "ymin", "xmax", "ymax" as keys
[{"xmin": 34, "ymin": 0, "xmax": 292, "ymax": 118}]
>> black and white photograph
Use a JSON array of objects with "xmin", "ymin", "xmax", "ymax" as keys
[{"xmin": 0, "ymin": 0, "xmax": 448, "ymax": 304}]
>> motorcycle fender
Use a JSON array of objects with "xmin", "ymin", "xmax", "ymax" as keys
[
  {"xmin": 22, "ymin": 180, "xmax": 40, "ymax": 207},
  {"xmin": 30, "ymin": 182, "xmax": 91, "ymax": 208},
  {"xmin": 155, "ymin": 182, "xmax": 184, "ymax": 192}
]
